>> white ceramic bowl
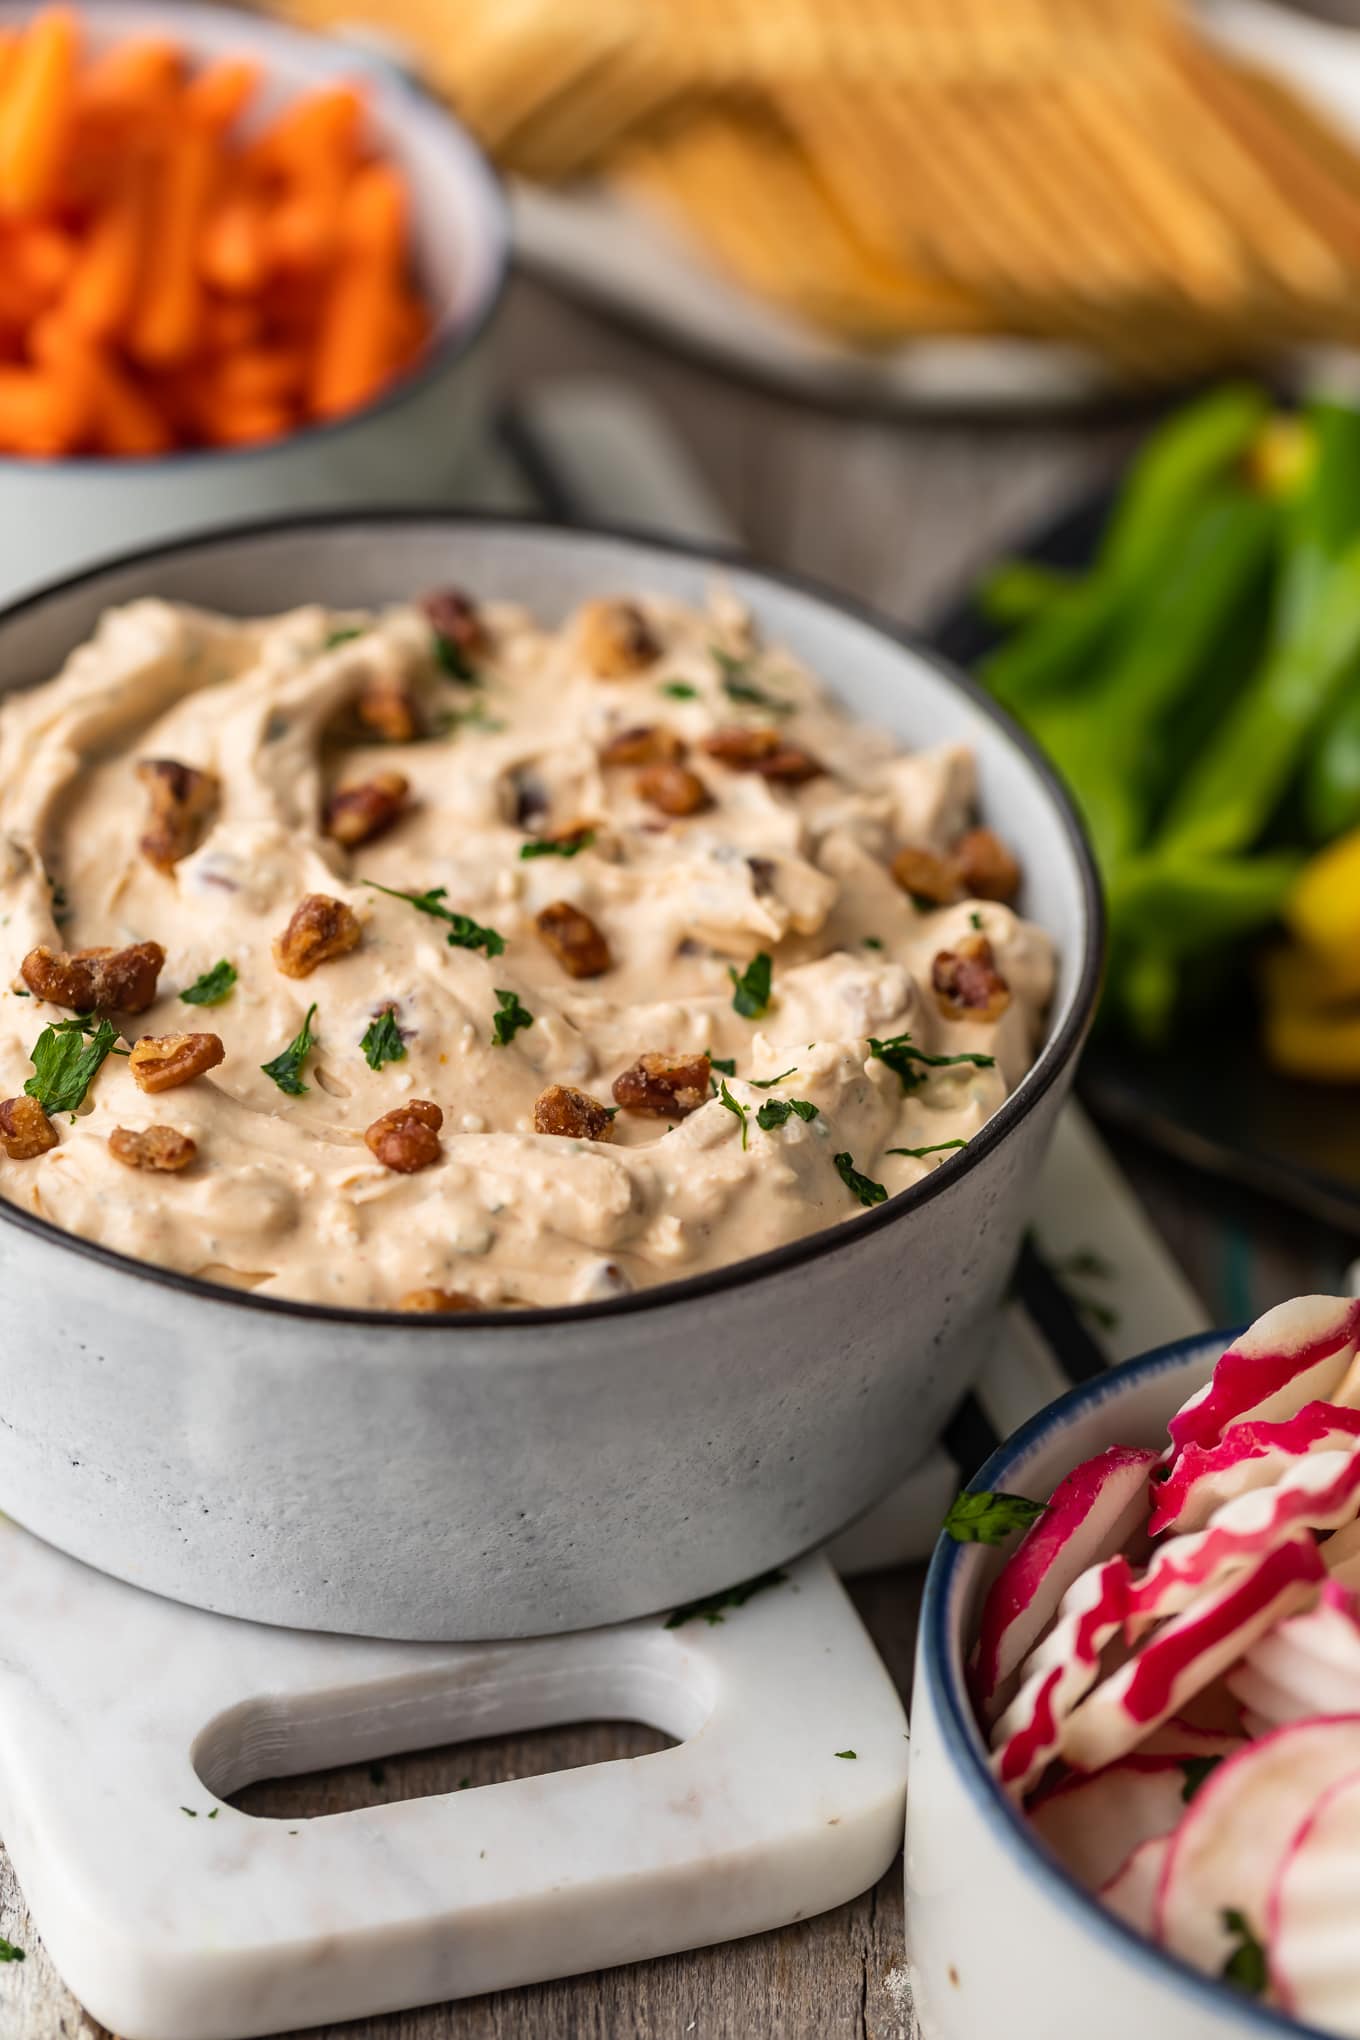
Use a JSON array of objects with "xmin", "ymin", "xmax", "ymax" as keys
[
  {"xmin": 907, "ymin": 1328, "xmax": 1332, "ymax": 2040},
  {"xmin": 0, "ymin": 1, "xmax": 507, "ymax": 606}
]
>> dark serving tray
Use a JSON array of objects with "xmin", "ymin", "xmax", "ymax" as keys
[{"xmin": 928, "ymin": 485, "xmax": 1360, "ymax": 1235}]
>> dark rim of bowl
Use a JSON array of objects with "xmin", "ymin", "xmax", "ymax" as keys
[
  {"xmin": 0, "ymin": 0, "xmax": 510, "ymax": 474},
  {"xmin": 920, "ymin": 1328, "xmax": 1333, "ymax": 2040},
  {"xmin": 0, "ymin": 507, "xmax": 1106, "ymax": 1328}
]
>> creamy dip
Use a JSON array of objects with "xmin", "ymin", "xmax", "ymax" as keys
[{"xmin": 0, "ymin": 587, "xmax": 1055, "ymax": 1310}]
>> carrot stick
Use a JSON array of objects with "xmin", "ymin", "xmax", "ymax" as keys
[
  {"xmin": 201, "ymin": 396, "xmax": 293, "ymax": 446},
  {"xmin": 307, "ymin": 164, "xmax": 407, "ymax": 419},
  {"xmin": 0, "ymin": 362, "xmax": 90, "ymax": 454},
  {"xmin": 30, "ymin": 310, "xmax": 171, "ymax": 454},
  {"xmin": 200, "ymin": 190, "xmax": 266, "ymax": 295},
  {"xmin": 213, "ymin": 345, "xmax": 304, "ymax": 405},
  {"xmin": 245, "ymin": 82, "xmax": 363, "ymax": 176},
  {"xmin": 77, "ymin": 37, "xmax": 181, "ymax": 121},
  {"xmin": 202, "ymin": 295, "xmax": 263, "ymax": 353},
  {"xmin": 0, "ymin": 8, "xmax": 80, "ymax": 215},
  {"xmin": 60, "ymin": 169, "xmax": 146, "ymax": 338},
  {"xmin": 184, "ymin": 58, "xmax": 259, "ymax": 135},
  {"xmin": 128, "ymin": 123, "xmax": 219, "ymax": 366},
  {"xmin": 11, "ymin": 221, "xmax": 76, "ymax": 302}
]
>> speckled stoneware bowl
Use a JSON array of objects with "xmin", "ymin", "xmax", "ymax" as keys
[
  {"xmin": 0, "ymin": 1, "xmax": 508, "ymax": 607},
  {"xmin": 0, "ymin": 514, "xmax": 1102, "ymax": 1640},
  {"xmin": 908, "ymin": 1330, "xmax": 1335, "ymax": 2040}
]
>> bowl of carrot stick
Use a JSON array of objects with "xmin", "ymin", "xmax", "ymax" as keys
[{"xmin": 0, "ymin": 2, "xmax": 507, "ymax": 601}]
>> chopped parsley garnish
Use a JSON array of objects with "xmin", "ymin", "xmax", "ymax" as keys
[
  {"xmin": 1220, "ymin": 1909, "xmax": 1267, "ymax": 1998},
  {"xmin": 25, "ymin": 1015, "xmax": 120, "ymax": 1113},
  {"xmin": 1181, "ymin": 1755, "xmax": 1224, "ymax": 1804},
  {"xmin": 364, "ymin": 881, "xmax": 505, "ymax": 958},
  {"xmin": 886, "ymin": 1138, "xmax": 967, "ymax": 1160},
  {"xmin": 0, "ymin": 1938, "xmax": 24, "ymax": 1963},
  {"xmin": 868, "ymin": 1031, "xmax": 995, "ymax": 1092},
  {"xmin": 180, "ymin": 1806, "xmax": 198, "ymax": 1818},
  {"xmin": 729, "ymin": 950, "xmax": 772, "ymax": 1019},
  {"xmin": 969, "ymin": 909, "xmax": 984, "ymax": 930},
  {"xmin": 324, "ymin": 625, "xmax": 364, "ymax": 649},
  {"xmin": 757, "ymin": 1097, "xmax": 818, "ymax": 1130},
  {"xmin": 943, "ymin": 1490, "xmax": 1047, "ymax": 1546},
  {"xmin": 432, "ymin": 629, "xmax": 478, "ymax": 683},
  {"xmin": 180, "ymin": 959, "xmax": 237, "ymax": 1007},
  {"xmin": 833, "ymin": 1151, "xmax": 887, "ymax": 1207},
  {"xmin": 707, "ymin": 1052, "xmax": 737, "ymax": 1076},
  {"xmin": 434, "ymin": 701, "xmax": 506, "ymax": 737},
  {"xmin": 711, "ymin": 646, "xmax": 791, "ymax": 716},
  {"xmin": 834, "ymin": 1750, "xmax": 857, "ymax": 1760},
  {"xmin": 360, "ymin": 1007, "xmax": 406, "ymax": 1071},
  {"xmin": 490, "ymin": 989, "xmax": 534, "ymax": 1047},
  {"xmin": 748, "ymin": 1067, "xmax": 796, "ymax": 1089},
  {"xmin": 261, "ymin": 1003, "xmax": 316, "ymax": 1096},
  {"xmin": 862, "ymin": 936, "xmax": 884, "ymax": 950},
  {"xmin": 519, "ymin": 830, "xmax": 595, "ymax": 860},
  {"xmin": 661, "ymin": 680, "xmax": 699, "ymax": 699},
  {"xmin": 718, "ymin": 1078, "xmax": 749, "ymax": 1150},
  {"xmin": 665, "ymin": 1568, "xmax": 789, "ymax": 1629}
]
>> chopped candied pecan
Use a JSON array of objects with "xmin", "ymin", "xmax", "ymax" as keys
[
  {"xmin": 399, "ymin": 1286, "xmax": 478, "ymax": 1312},
  {"xmin": 931, "ymin": 933, "xmax": 1012, "ymax": 1025},
  {"xmin": 137, "ymin": 759, "xmax": 219, "ymax": 873},
  {"xmin": 274, "ymin": 894, "xmax": 361, "ymax": 979},
  {"xmin": 536, "ymin": 900, "xmax": 612, "ymax": 979},
  {"xmin": 892, "ymin": 844, "xmax": 961, "ymax": 907},
  {"xmin": 599, "ymin": 724, "xmax": 684, "ymax": 767},
  {"xmin": 324, "ymin": 770, "xmax": 410, "ymax": 848},
  {"xmin": 637, "ymin": 763, "xmax": 711, "ymax": 817},
  {"xmin": 365, "ymin": 1099, "xmax": 443, "ymax": 1173},
  {"xmin": 699, "ymin": 726, "xmax": 822, "ymax": 783},
  {"xmin": 109, "ymin": 1124, "xmax": 197, "ymax": 1171},
  {"xmin": 953, "ymin": 826, "xmax": 1022, "ymax": 904},
  {"xmin": 420, "ymin": 588, "xmax": 488, "ymax": 659},
  {"xmin": 129, "ymin": 1031, "xmax": 225, "ymax": 1093},
  {"xmin": 0, "ymin": 1095, "xmax": 57, "ymax": 1159},
  {"xmin": 612, "ymin": 1051, "xmax": 711, "ymax": 1118},
  {"xmin": 21, "ymin": 939, "xmax": 165, "ymax": 1013},
  {"xmin": 355, "ymin": 666, "xmax": 422, "ymax": 743},
  {"xmin": 534, "ymin": 1082, "xmax": 615, "ymax": 1141},
  {"xmin": 578, "ymin": 598, "xmax": 660, "ymax": 677}
]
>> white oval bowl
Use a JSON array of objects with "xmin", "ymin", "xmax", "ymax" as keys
[
  {"xmin": 908, "ymin": 1327, "xmax": 1334, "ymax": 2040},
  {"xmin": 0, "ymin": 0, "xmax": 508, "ymax": 605}
]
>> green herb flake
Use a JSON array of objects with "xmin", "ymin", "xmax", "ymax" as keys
[
  {"xmin": 862, "ymin": 936, "xmax": 884, "ymax": 950},
  {"xmin": 365, "ymin": 881, "xmax": 505, "ymax": 958},
  {"xmin": 711, "ymin": 646, "xmax": 792, "ymax": 716},
  {"xmin": 729, "ymin": 950, "xmax": 772, "ymax": 1019},
  {"xmin": 261, "ymin": 1003, "xmax": 317, "ymax": 1096},
  {"xmin": 833, "ymin": 1150, "xmax": 887, "ymax": 1207},
  {"xmin": 1181, "ymin": 1755, "xmax": 1224, "ymax": 1804},
  {"xmin": 324, "ymin": 626, "xmax": 364, "ymax": 650},
  {"xmin": 433, "ymin": 629, "xmax": 478, "ymax": 683},
  {"xmin": 748, "ymin": 1066, "xmax": 796, "ymax": 1089},
  {"xmin": 943, "ymin": 1490, "xmax": 1047, "ymax": 1546},
  {"xmin": 757, "ymin": 1097, "xmax": 818, "ymax": 1131},
  {"xmin": 718, "ymin": 1078, "xmax": 749, "ymax": 1150},
  {"xmin": 1220, "ymin": 1909, "xmax": 1267, "ymax": 1998},
  {"xmin": 707, "ymin": 1052, "xmax": 737, "ymax": 1075},
  {"xmin": 969, "ymin": 910, "xmax": 984, "ymax": 931},
  {"xmin": 180, "ymin": 1806, "xmax": 198, "ymax": 1818},
  {"xmin": 490, "ymin": 989, "xmax": 534, "ymax": 1048},
  {"xmin": 180, "ymin": 959, "xmax": 237, "ymax": 1007},
  {"xmin": 665, "ymin": 1567, "xmax": 789, "ymax": 1629},
  {"xmin": 519, "ymin": 830, "xmax": 595, "ymax": 860},
  {"xmin": 834, "ymin": 1750, "xmax": 857, "ymax": 1760},
  {"xmin": 24, "ymin": 1015, "xmax": 120, "ymax": 1113},
  {"xmin": 868, "ymin": 1031, "xmax": 995, "ymax": 1092},
  {"xmin": 360, "ymin": 1007, "xmax": 406, "ymax": 1071},
  {"xmin": 0, "ymin": 1938, "xmax": 25, "ymax": 1963},
  {"xmin": 886, "ymin": 1138, "xmax": 967, "ymax": 1160},
  {"xmin": 661, "ymin": 680, "xmax": 699, "ymax": 700}
]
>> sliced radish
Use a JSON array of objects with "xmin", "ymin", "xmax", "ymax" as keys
[
  {"xmin": 1127, "ymin": 1446, "xmax": 1360, "ymax": 1633},
  {"xmin": 1166, "ymin": 1296, "xmax": 1360, "ymax": 1462},
  {"xmin": 1137, "ymin": 1717, "xmax": 1243, "ymax": 1759},
  {"xmin": 970, "ymin": 1445, "xmax": 1159, "ymax": 1725},
  {"xmin": 1029, "ymin": 1756, "xmax": 1195, "ymax": 1893},
  {"xmin": 1157, "ymin": 1712, "xmax": 1360, "ymax": 1974},
  {"xmin": 1101, "ymin": 1836, "xmax": 1171, "ymax": 1936},
  {"xmin": 1326, "ymin": 1517, "xmax": 1360, "ymax": 1589},
  {"xmin": 1151, "ymin": 1401, "xmax": 1360, "ymax": 1537},
  {"xmin": 1228, "ymin": 1583, "xmax": 1360, "ymax": 1733},
  {"xmin": 990, "ymin": 1557, "xmax": 1131, "ymax": 1798},
  {"xmin": 1061, "ymin": 1537, "xmax": 1326, "ymax": 1776},
  {"xmin": 1268, "ymin": 1763, "xmax": 1360, "ymax": 2029}
]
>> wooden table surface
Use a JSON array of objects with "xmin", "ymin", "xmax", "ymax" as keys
[{"xmin": 7, "ymin": 275, "xmax": 1358, "ymax": 2040}]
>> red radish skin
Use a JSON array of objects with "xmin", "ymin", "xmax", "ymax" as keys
[
  {"xmin": 1029, "ymin": 1756, "xmax": 1195, "ymax": 1893},
  {"xmin": 1151, "ymin": 1402, "xmax": 1360, "ymax": 1537},
  {"xmin": 1267, "ymin": 1763, "xmax": 1360, "ymax": 2025},
  {"xmin": 1229, "ymin": 1583, "xmax": 1360, "ymax": 1733},
  {"xmin": 990, "ymin": 1556, "xmax": 1131, "ymax": 1798},
  {"xmin": 1061, "ymin": 1537, "xmax": 1326, "ymax": 1775},
  {"xmin": 971, "ymin": 1445, "xmax": 1159, "ymax": 1725},
  {"xmin": 1127, "ymin": 1447, "xmax": 1360, "ymax": 1632},
  {"xmin": 1100, "ymin": 1836, "xmax": 1171, "ymax": 1937},
  {"xmin": 1157, "ymin": 1713, "xmax": 1360, "ymax": 1974},
  {"xmin": 1166, "ymin": 1296, "xmax": 1360, "ymax": 1462}
]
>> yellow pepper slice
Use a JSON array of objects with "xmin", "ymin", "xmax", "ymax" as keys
[{"xmin": 1288, "ymin": 824, "xmax": 1360, "ymax": 963}]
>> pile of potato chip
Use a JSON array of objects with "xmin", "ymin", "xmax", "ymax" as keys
[{"xmin": 281, "ymin": 0, "xmax": 1360, "ymax": 376}]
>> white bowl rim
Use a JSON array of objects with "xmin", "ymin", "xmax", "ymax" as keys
[
  {"xmin": 0, "ymin": 506, "xmax": 1105, "ymax": 1328},
  {"xmin": 0, "ymin": 0, "xmax": 510, "ymax": 474},
  {"xmin": 919, "ymin": 1326, "xmax": 1336, "ymax": 2040}
]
